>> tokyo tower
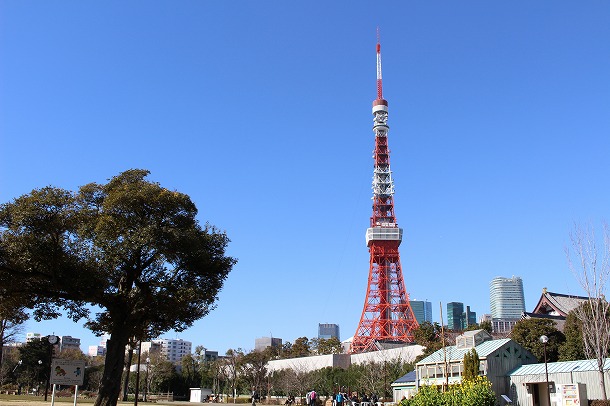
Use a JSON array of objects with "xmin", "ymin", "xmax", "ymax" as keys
[{"xmin": 350, "ymin": 33, "xmax": 419, "ymax": 353}]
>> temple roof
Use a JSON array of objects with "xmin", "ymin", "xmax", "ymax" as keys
[{"xmin": 531, "ymin": 289, "xmax": 588, "ymax": 317}]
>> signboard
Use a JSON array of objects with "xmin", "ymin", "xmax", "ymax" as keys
[{"xmin": 50, "ymin": 359, "xmax": 86, "ymax": 386}]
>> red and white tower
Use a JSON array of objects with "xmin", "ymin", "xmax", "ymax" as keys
[{"xmin": 351, "ymin": 34, "xmax": 419, "ymax": 353}]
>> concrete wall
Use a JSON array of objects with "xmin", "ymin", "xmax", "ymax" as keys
[{"xmin": 267, "ymin": 345, "xmax": 424, "ymax": 373}]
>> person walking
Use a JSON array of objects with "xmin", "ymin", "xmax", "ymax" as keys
[
  {"xmin": 335, "ymin": 392, "xmax": 344, "ymax": 406},
  {"xmin": 252, "ymin": 388, "xmax": 258, "ymax": 406},
  {"xmin": 307, "ymin": 390, "xmax": 317, "ymax": 406}
]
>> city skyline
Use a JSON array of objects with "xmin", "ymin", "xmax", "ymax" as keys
[{"xmin": 2, "ymin": 2, "xmax": 610, "ymax": 354}]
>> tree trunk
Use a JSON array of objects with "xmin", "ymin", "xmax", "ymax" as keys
[
  {"xmin": 95, "ymin": 329, "xmax": 130, "ymax": 406},
  {"xmin": 599, "ymin": 365, "xmax": 608, "ymax": 400},
  {"xmin": 122, "ymin": 346, "xmax": 134, "ymax": 401}
]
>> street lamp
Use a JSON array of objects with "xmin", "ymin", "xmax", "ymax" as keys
[
  {"xmin": 144, "ymin": 357, "xmax": 150, "ymax": 402},
  {"xmin": 12, "ymin": 360, "xmax": 22, "ymax": 373},
  {"xmin": 38, "ymin": 360, "xmax": 43, "ymax": 396},
  {"xmin": 540, "ymin": 335, "xmax": 551, "ymax": 406}
]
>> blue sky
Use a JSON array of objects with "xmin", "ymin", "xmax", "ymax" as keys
[{"xmin": 1, "ymin": 1, "xmax": 609, "ymax": 355}]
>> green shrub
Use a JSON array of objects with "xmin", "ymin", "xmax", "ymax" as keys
[{"xmin": 405, "ymin": 377, "xmax": 495, "ymax": 406}]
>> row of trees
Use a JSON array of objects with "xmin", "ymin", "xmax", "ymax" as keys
[
  {"xmin": 205, "ymin": 348, "xmax": 413, "ymax": 401},
  {"xmin": 266, "ymin": 337, "xmax": 344, "ymax": 360}
]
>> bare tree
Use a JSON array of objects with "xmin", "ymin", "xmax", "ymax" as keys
[
  {"xmin": 223, "ymin": 349, "xmax": 244, "ymax": 402},
  {"xmin": 566, "ymin": 223, "xmax": 610, "ymax": 400},
  {"xmin": 0, "ymin": 296, "xmax": 27, "ymax": 384}
]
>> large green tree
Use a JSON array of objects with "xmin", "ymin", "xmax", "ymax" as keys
[
  {"xmin": 510, "ymin": 318, "xmax": 565, "ymax": 362},
  {"xmin": 311, "ymin": 337, "xmax": 343, "ymax": 355},
  {"xmin": 558, "ymin": 310, "xmax": 586, "ymax": 361},
  {"xmin": 412, "ymin": 321, "xmax": 445, "ymax": 362},
  {"xmin": 0, "ymin": 170, "xmax": 236, "ymax": 406}
]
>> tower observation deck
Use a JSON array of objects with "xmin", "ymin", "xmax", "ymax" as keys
[{"xmin": 350, "ymin": 34, "xmax": 418, "ymax": 354}]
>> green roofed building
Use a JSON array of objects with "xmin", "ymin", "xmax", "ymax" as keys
[{"xmin": 415, "ymin": 329, "xmax": 536, "ymax": 403}]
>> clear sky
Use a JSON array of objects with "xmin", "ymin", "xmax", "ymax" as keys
[{"xmin": 1, "ymin": 1, "xmax": 609, "ymax": 355}]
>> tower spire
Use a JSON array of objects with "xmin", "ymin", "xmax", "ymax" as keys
[
  {"xmin": 376, "ymin": 27, "xmax": 383, "ymax": 100},
  {"xmin": 351, "ymin": 32, "xmax": 418, "ymax": 354}
]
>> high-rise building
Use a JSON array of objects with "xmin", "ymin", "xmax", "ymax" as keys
[
  {"xmin": 410, "ymin": 300, "xmax": 433, "ymax": 324},
  {"xmin": 151, "ymin": 338, "xmax": 192, "ymax": 363},
  {"xmin": 255, "ymin": 337, "xmax": 282, "ymax": 352},
  {"xmin": 490, "ymin": 276, "xmax": 526, "ymax": 333},
  {"xmin": 446, "ymin": 302, "xmax": 464, "ymax": 330},
  {"xmin": 318, "ymin": 324, "xmax": 340, "ymax": 340},
  {"xmin": 464, "ymin": 306, "xmax": 477, "ymax": 328}
]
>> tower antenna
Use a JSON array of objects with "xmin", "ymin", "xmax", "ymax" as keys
[{"xmin": 376, "ymin": 27, "xmax": 383, "ymax": 100}]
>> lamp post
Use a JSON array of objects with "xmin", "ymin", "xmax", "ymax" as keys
[
  {"xmin": 135, "ymin": 341, "xmax": 142, "ymax": 406},
  {"xmin": 144, "ymin": 357, "xmax": 150, "ymax": 402},
  {"xmin": 540, "ymin": 335, "xmax": 551, "ymax": 406},
  {"xmin": 37, "ymin": 360, "xmax": 43, "ymax": 396}
]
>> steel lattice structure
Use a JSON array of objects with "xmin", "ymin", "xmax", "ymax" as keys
[{"xmin": 350, "ymin": 34, "xmax": 419, "ymax": 354}]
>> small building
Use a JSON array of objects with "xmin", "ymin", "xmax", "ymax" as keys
[
  {"xmin": 189, "ymin": 387, "xmax": 213, "ymax": 402},
  {"xmin": 509, "ymin": 359, "xmax": 610, "ymax": 405},
  {"xmin": 415, "ymin": 330, "xmax": 536, "ymax": 403},
  {"xmin": 391, "ymin": 370, "xmax": 416, "ymax": 401}
]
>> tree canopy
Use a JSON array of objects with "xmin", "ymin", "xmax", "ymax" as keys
[
  {"xmin": 510, "ymin": 318, "xmax": 565, "ymax": 362},
  {"xmin": 558, "ymin": 310, "xmax": 586, "ymax": 361},
  {"xmin": 0, "ymin": 169, "xmax": 236, "ymax": 406},
  {"xmin": 412, "ymin": 321, "xmax": 445, "ymax": 362}
]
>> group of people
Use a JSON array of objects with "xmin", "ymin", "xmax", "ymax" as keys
[
  {"xmin": 276, "ymin": 390, "xmax": 379, "ymax": 406},
  {"xmin": 334, "ymin": 391, "xmax": 379, "ymax": 406}
]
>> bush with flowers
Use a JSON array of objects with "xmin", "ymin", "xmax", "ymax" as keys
[{"xmin": 401, "ymin": 376, "xmax": 496, "ymax": 406}]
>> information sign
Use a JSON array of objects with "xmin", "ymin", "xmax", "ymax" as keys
[{"xmin": 50, "ymin": 359, "xmax": 86, "ymax": 386}]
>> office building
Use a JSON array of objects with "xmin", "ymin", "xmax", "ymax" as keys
[
  {"xmin": 446, "ymin": 302, "xmax": 464, "ymax": 330},
  {"xmin": 318, "ymin": 323, "xmax": 340, "ymax": 340},
  {"xmin": 490, "ymin": 276, "xmax": 526, "ymax": 333},
  {"xmin": 255, "ymin": 337, "xmax": 282, "ymax": 352},
  {"xmin": 464, "ymin": 306, "xmax": 477, "ymax": 328},
  {"xmin": 410, "ymin": 300, "xmax": 433, "ymax": 324}
]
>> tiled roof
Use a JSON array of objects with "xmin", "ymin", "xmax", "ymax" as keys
[
  {"xmin": 417, "ymin": 339, "xmax": 512, "ymax": 365},
  {"xmin": 510, "ymin": 359, "xmax": 610, "ymax": 376},
  {"xmin": 546, "ymin": 292, "xmax": 588, "ymax": 314},
  {"xmin": 533, "ymin": 291, "xmax": 588, "ymax": 316}
]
